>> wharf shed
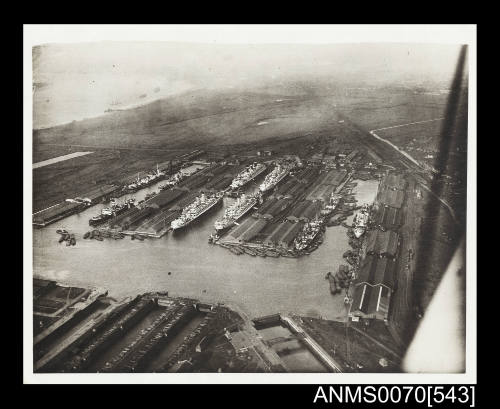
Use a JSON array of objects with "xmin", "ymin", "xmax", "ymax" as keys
[
  {"xmin": 145, "ymin": 189, "xmax": 185, "ymax": 209},
  {"xmin": 240, "ymin": 219, "xmax": 268, "ymax": 242},
  {"xmin": 203, "ymin": 174, "xmax": 233, "ymax": 191},
  {"xmin": 306, "ymin": 183, "xmax": 337, "ymax": 203},
  {"xmin": 225, "ymin": 218, "xmax": 268, "ymax": 243},
  {"xmin": 226, "ymin": 218, "xmax": 255, "ymax": 240},
  {"xmin": 279, "ymin": 221, "xmax": 304, "ymax": 248},
  {"xmin": 356, "ymin": 255, "xmax": 396, "ymax": 290},
  {"xmin": 293, "ymin": 167, "xmax": 320, "ymax": 184},
  {"xmin": 33, "ymin": 201, "xmax": 84, "ymax": 226},
  {"xmin": 263, "ymin": 198, "xmax": 292, "ymax": 219},
  {"xmin": 385, "ymin": 174, "xmax": 407, "ymax": 191},
  {"xmin": 365, "ymin": 230, "xmax": 400, "ymax": 258},
  {"xmin": 286, "ymin": 200, "xmax": 321, "ymax": 222},
  {"xmin": 265, "ymin": 221, "xmax": 296, "ymax": 245},
  {"xmin": 122, "ymin": 207, "xmax": 156, "ymax": 230},
  {"xmin": 255, "ymin": 198, "xmax": 278, "ymax": 217},
  {"xmin": 273, "ymin": 180, "xmax": 295, "ymax": 198},
  {"xmin": 322, "ymin": 169, "xmax": 348, "ymax": 186},
  {"xmin": 82, "ymin": 184, "xmax": 120, "ymax": 202},
  {"xmin": 284, "ymin": 183, "xmax": 306, "ymax": 199},
  {"xmin": 350, "ymin": 283, "xmax": 391, "ymax": 321},
  {"xmin": 377, "ymin": 188, "xmax": 405, "ymax": 209},
  {"xmin": 108, "ymin": 206, "xmax": 140, "ymax": 228},
  {"xmin": 375, "ymin": 206, "xmax": 403, "ymax": 230}
]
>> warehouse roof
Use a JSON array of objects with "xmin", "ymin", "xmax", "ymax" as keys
[
  {"xmin": 375, "ymin": 206, "xmax": 403, "ymax": 230},
  {"xmin": 357, "ymin": 255, "xmax": 377, "ymax": 284},
  {"xmin": 385, "ymin": 173, "xmax": 407, "ymax": 191},
  {"xmin": 351, "ymin": 284, "xmax": 372, "ymax": 314},
  {"xmin": 365, "ymin": 230, "xmax": 400, "ymax": 257},
  {"xmin": 228, "ymin": 217, "xmax": 256, "ymax": 240},
  {"xmin": 307, "ymin": 183, "xmax": 336, "ymax": 201},
  {"xmin": 287, "ymin": 201, "xmax": 311, "ymax": 219},
  {"xmin": 358, "ymin": 255, "xmax": 396, "ymax": 289},
  {"xmin": 351, "ymin": 283, "xmax": 391, "ymax": 318},
  {"xmin": 256, "ymin": 198, "xmax": 278, "ymax": 216},
  {"xmin": 262, "ymin": 199, "xmax": 291, "ymax": 218},
  {"xmin": 146, "ymin": 189, "xmax": 185, "ymax": 209},
  {"xmin": 377, "ymin": 188, "xmax": 405, "ymax": 209},
  {"xmin": 280, "ymin": 221, "xmax": 304, "ymax": 246},
  {"xmin": 241, "ymin": 219, "xmax": 268, "ymax": 242},
  {"xmin": 267, "ymin": 221, "xmax": 295, "ymax": 244}
]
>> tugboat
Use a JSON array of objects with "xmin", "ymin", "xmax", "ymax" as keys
[{"xmin": 89, "ymin": 198, "xmax": 135, "ymax": 226}]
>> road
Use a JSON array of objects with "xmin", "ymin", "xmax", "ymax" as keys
[
  {"xmin": 281, "ymin": 315, "xmax": 343, "ymax": 373},
  {"xmin": 349, "ymin": 321, "xmax": 402, "ymax": 360},
  {"xmin": 370, "ymin": 118, "xmax": 444, "ymax": 133},
  {"xmin": 337, "ymin": 113, "xmax": 457, "ymax": 223}
]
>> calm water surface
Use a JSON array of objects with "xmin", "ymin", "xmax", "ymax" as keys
[{"xmin": 33, "ymin": 179, "xmax": 379, "ymax": 320}]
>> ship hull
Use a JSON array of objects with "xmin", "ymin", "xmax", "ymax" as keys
[
  {"xmin": 259, "ymin": 171, "xmax": 289, "ymax": 193},
  {"xmin": 230, "ymin": 165, "xmax": 267, "ymax": 190},
  {"xmin": 171, "ymin": 197, "xmax": 223, "ymax": 231},
  {"xmin": 88, "ymin": 205, "xmax": 133, "ymax": 226},
  {"xmin": 214, "ymin": 199, "xmax": 258, "ymax": 232}
]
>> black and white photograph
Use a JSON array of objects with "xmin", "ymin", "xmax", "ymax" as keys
[{"xmin": 23, "ymin": 25, "xmax": 476, "ymax": 384}]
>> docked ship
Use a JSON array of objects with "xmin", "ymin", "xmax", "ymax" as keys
[
  {"xmin": 89, "ymin": 198, "xmax": 135, "ymax": 226},
  {"xmin": 124, "ymin": 165, "xmax": 166, "ymax": 192},
  {"xmin": 160, "ymin": 171, "xmax": 184, "ymax": 190},
  {"xmin": 320, "ymin": 193, "xmax": 341, "ymax": 216},
  {"xmin": 171, "ymin": 192, "xmax": 223, "ymax": 231},
  {"xmin": 214, "ymin": 193, "xmax": 259, "ymax": 233},
  {"xmin": 352, "ymin": 204, "xmax": 370, "ymax": 238},
  {"xmin": 294, "ymin": 219, "xmax": 323, "ymax": 251},
  {"xmin": 230, "ymin": 163, "xmax": 267, "ymax": 190},
  {"xmin": 259, "ymin": 162, "xmax": 293, "ymax": 193}
]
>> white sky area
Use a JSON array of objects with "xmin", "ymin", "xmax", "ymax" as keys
[{"xmin": 30, "ymin": 37, "xmax": 467, "ymax": 128}]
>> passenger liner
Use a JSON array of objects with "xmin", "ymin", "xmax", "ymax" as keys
[
  {"xmin": 171, "ymin": 192, "xmax": 223, "ymax": 231},
  {"xmin": 259, "ymin": 162, "xmax": 293, "ymax": 193},
  {"xmin": 214, "ymin": 193, "xmax": 259, "ymax": 232},
  {"xmin": 230, "ymin": 163, "xmax": 267, "ymax": 190}
]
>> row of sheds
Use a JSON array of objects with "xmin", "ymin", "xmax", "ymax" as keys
[{"xmin": 350, "ymin": 255, "xmax": 396, "ymax": 321}]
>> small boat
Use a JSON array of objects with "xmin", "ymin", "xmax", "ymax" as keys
[
  {"xmin": 58, "ymin": 236, "xmax": 65, "ymax": 243},
  {"xmin": 83, "ymin": 232, "xmax": 90, "ymax": 239}
]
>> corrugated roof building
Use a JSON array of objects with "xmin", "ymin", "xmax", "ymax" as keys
[
  {"xmin": 146, "ymin": 188, "xmax": 185, "ymax": 209},
  {"xmin": 357, "ymin": 255, "xmax": 396, "ymax": 290},
  {"xmin": 349, "ymin": 283, "xmax": 391, "ymax": 321},
  {"xmin": 375, "ymin": 206, "xmax": 403, "ymax": 230},
  {"xmin": 365, "ymin": 230, "xmax": 400, "ymax": 258},
  {"xmin": 377, "ymin": 187, "xmax": 405, "ymax": 209},
  {"xmin": 279, "ymin": 221, "xmax": 304, "ymax": 248},
  {"xmin": 385, "ymin": 173, "xmax": 407, "ymax": 191}
]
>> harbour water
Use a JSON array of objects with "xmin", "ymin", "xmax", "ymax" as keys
[{"xmin": 33, "ymin": 179, "xmax": 379, "ymax": 320}]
